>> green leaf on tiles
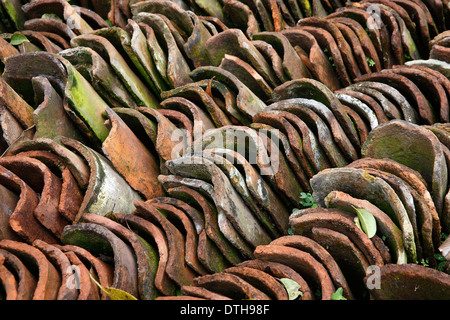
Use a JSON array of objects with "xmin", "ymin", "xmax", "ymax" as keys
[
  {"xmin": 299, "ymin": 192, "xmax": 318, "ymax": 208},
  {"xmin": 277, "ymin": 278, "xmax": 303, "ymax": 300},
  {"xmin": 89, "ymin": 273, "xmax": 138, "ymax": 300},
  {"xmin": 352, "ymin": 206, "xmax": 377, "ymax": 238},
  {"xmin": 354, "ymin": 216, "xmax": 362, "ymax": 231},
  {"xmin": 435, "ymin": 253, "xmax": 447, "ymax": 272},
  {"xmin": 366, "ymin": 57, "xmax": 375, "ymax": 67},
  {"xmin": 10, "ymin": 33, "xmax": 29, "ymax": 46},
  {"xmin": 41, "ymin": 13, "xmax": 63, "ymax": 22},
  {"xmin": 331, "ymin": 287, "xmax": 347, "ymax": 300}
]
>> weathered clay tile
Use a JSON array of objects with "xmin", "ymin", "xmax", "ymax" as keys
[
  {"xmin": 102, "ymin": 107, "xmax": 164, "ymax": 200},
  {"xmin": 32, "ymin": 239, "xmax": 78, "ymax": 300},
  {"xmin": 5, "ymin": 137, "xmax": 90, "ymax": 190},
  {"xmin": 4, "ymin": 52, "xmax": 111, "ymax": 146},
  {"xmin": 146, "ymin": 199, "xmax": 209, "ymax": 276},
  {"xmin": 133, "ymin": 201, "xmax": 198, "ymax": 288},
  {"xmin": 0, "ymin": 184, "xmax": 21, "ymax": 242},
  {"xmin": 265, "ymin": 99, "xmax": 349, "ymax": 167},
  {"xmin": 64, "ymin": 250, "xmax": 100, "ymax": 300},
  {"xmin": 219, "ymin": 54, "xmax": 273, "ymax": 101},
  {"xmin": 22, "ymin": 0, "xmax": 94, "ymax": 35},
  {"xmin": 179, "ymin": 285, "xmax": 232, "ymax": 300},
  {"xmin": 391, "ymin": 0, "xmax": 432, "ymax": 56},
  {"xmin": 222, "ymin": 0, "xmax": 260, "ymax": 38},
  {"xmin": 125, "ymin": 19, "xmax": 169, "ymax": 97},
  {"xmin": 11, "ymin": 152, "xmax": 80, "ymax": 224},
  {"xmin": 362, "ymin": 120, "xmax": 447, "ymax": 226},
  {"xmin": 59, "ymin": 136, "xmax": 143, "ymax": 219},
  {"xmin": 156, "ymin": 295, "xmax": 205, "ymax": 300},
  {"xmin": 335, "ymin": 89, "xmax": 389, "ymax": 124},
  {"xmin": 0, "ymin": 0, "xmax": 25, "ymax": 31},
  {"xmin": 251, "ymin": 122, "xmax": 312, "ymax": 192},
  {"xmin": 355, "ymin": 71, "xmax": 436, "ymax": 124},
  {"xmin": 253, "ymin": 244, "xmax": 336, "ymax": 299},
  {"xmin": 237, "ymin": 258, "xmax": 314, "ymax": 299},
  {"xmin": 324, "ymin": 190, "xmax": 408, "ymax": 264},
  {"xmin": 298, "ymin": 17, "xmax": 362, "ymax": 80},
  {"xmin": 366, "ymin": 264, "xmax": 450, "ymax": 299},
  {"xmin": 61, "ymin": 223, "xmax": 139, "ymax": 297},
  {"xmin": 272, "ymin": 78, "xmax": 361, "ymax": 151},
  {"xmin": 347, "ymin": 157, "xmax": 441, "ymax": 249},
  {"xmin": 0, "ymin": 248, "xmax": 36, "ymax": 300},
  {"xmin": 31, "ymin": 76, "xmax": 84, "ymax": 142},
  {"xmin": 205, "ymin": 29, "xmax": 281, "ymax": 88},
  {"xmin": 405, "ymin": 65, "xmax": 450, "ymax": 118},
  {"xmin": 0, "ymin": 104, "xmax": 23, "ymax": 155},
  {"xmin": 289, "ymin": 211, "xmax": 385, "ymax": 267},
  {"xmin": 394, "ymin": 165, "xmax": 437, "ymax": 261},
  {"xmin": 195, "ymin": 149, "xmax": 280, "ymax": 238},
  {"xmin": 160, "ymin": 82, "xmax": 232, "ymax": 127},
  {"xmin": 389, "ymin": 65, "xmax": 449, "ymax": 123},
  {"xmin": 281, "ymin": 28, "xmax": 341, "ymax": 91},
  {"xmin": 307, "ymin": 227, "xmax": 372, "ymax": 299},
  {"xmin": 359, "ymin": 0, "xmax": 416, "ymax": 41},
  {"xmin": 327, "ymin": 8, "xmax": 388, "ymax": 68},
  {"xmin": 217, "ymin": 147, "xmax": 289, "ymax": 234},
  {"xmin": 310, "ymin": 167, "xmax": 417, "ymax": 262},
  {"xmin": 134, "ymin": 12, "xmax": 193, "ymax": 88},
  {"xmin": 0, "ymin": 255, "xmax": 18, "ymax": 300},
  {"xmin": 0, "ymin": 240, "xmax": 61, "ymax": 300},
  {"xmin": 76, "ymin": 6, "xmax": 111, "ymax": 30},
  {"xmin": 334, "ymin": 92, "xmax": 379, "ymax": 131},
  {"xmin": 160, "ymin": 174, "xmax": 255, "ymax": 261},
  {"xmin": 148, "ymin": 196, "xmax": 226, "ymax": 273},
  {"xmin": 355, "ymin": 80, "xmax": 419, "ymax": 123},
  {"xmin": 165, "ymin": 185, "xmax": 241, "ymax": 267},
  {"xmin": 54, "ymin": 244, "xmax": 113, "ymax": 300},
  {"xmin": 156, "ymin": 108, "xmax": 194, "ymax": 145},
  {"xmin": 253, "ymin": 31, "xmax": 312, "ymax": 80},
  {"xmin": 0, "ymin": 164, "xmax": 58, "ymax": 244},
  {"xmin": 70, "ymin": 32, "xmax": 160, "ymax": 109},
  {"xmin": 22, "ymin": 17, "xmax": 76, "ymax": 41},
  {"xmin": 160, "ymin": 96, "xmax": 216, "ymax": 139},
  {"xmin": 109, "ymin": 212, "xmax": 177, "ymax": 297},
  {"xmin": 0, "ymin": 76, "xmax": 34, "ymax": 130},
  {"xmin": 224, "ymin": 265, "xmax": 289, "ymax": 299},
  {"xmin": 190, "ymin": 66, "xmax": 267, "ymax": 121},
  {"xmin": 354, "ymin": 3, "xmax": 404, "ymax": 66},
  {"xmin": 195, "ymin": 78, "xmax": 251, "ymax": 126},
  {"xmin": 295, "ymin": 25, "xmax": 352, "ymax": 87},
  {"xmin": 255, "ymin": 128, "xmax": 310, "ymax": 207},
  {"xmin": 252, "ymin": 39, "xmax": 290, "ymax": 85},
  {"xmin": 121, "ymin": 106, "xmax": 187, "ymax": 162},
  {"xmin": 199, "ymin": 16, "xmax": 228, "ymax": 34},
  {"xmin": 14, "ymin": 30, "xmax": 62, "ymax": 54},
  {"xmin": 59, "ymin": 46, "xmax": 139, "ymax": 109},
  {"xmin": 165, "ymin": 156, "xmax": 272, "ymax": 248},
  {"xmin": 193, "ymin": 125, "xmax": 303, "ymax": 207},
  {"xmin": 80, "ymin": 213, "xmax": 159, "ymax": 300},
  {"xmin": 0, "ymin": 0, "xmax": 448, "ymax": 301},
  {"xmin": 193, "ymin": 272, "xmax": 271, "ymax": 300},
  {"xmin": 270, "ymin": 110, "xmax": 331, "ymax": 172},
  {"xmin": 270, "ymin": 235, "xmax": 354, "ymax": 299},
  {"xmin": 326, "ymin": 16, "xmax": 383, "ymax": 71},
  {"xmin": 345, "ymin": 83, "xmax": 404, "ymax": 121}
]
